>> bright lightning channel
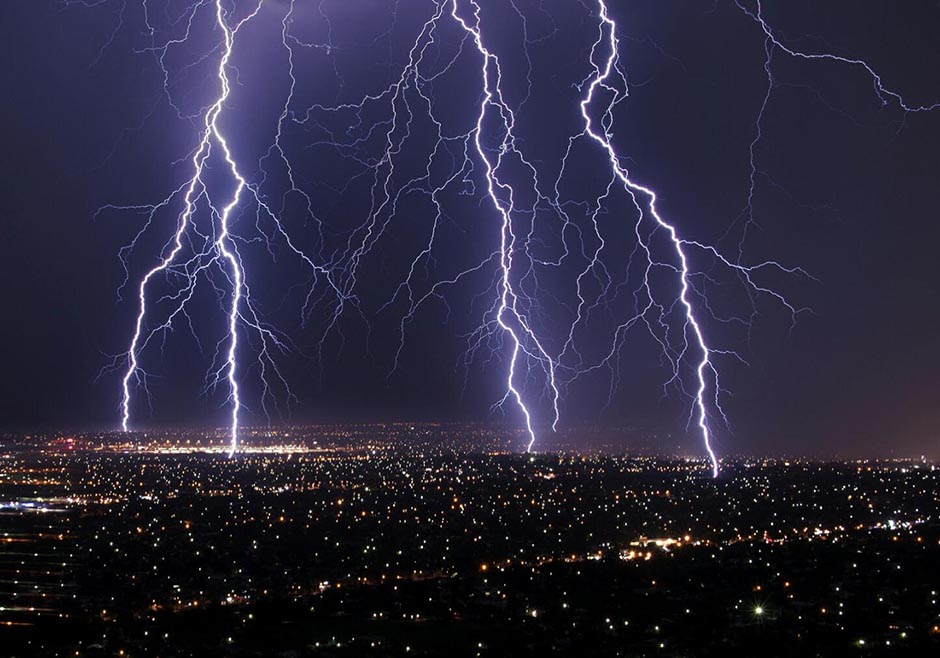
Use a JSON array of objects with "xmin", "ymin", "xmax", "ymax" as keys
[
  {"xmin": 295, "ymin": 1, "xmax": 804, "ymax": 469},
  {"xmin": 583, "ymin": 1, "xmax": 719, "ymax": 476},
  {"xmin": 576, "ymin": 1, "xmax": 812, "ymax": 477},
  {"xmin": 106, "ymin": 1, "xmax": 826, "ymax": 470},
  {"xmin": 118, "ymin": 0, "xmax": 341, "ymax": 455},
  {"xmin": 301, "ymin": 1, "xmax": 563, "ymax": 453},
  {"xmin": 450, "ymin": 0, "xmax": 561, "ymax": 452}
]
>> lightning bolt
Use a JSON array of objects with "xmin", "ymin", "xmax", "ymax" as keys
[
  {"xmin": 114, "ymin": 0, "xmax": 343, "ymax": 454},
  {"xmin": 449, "ymin": 0, "xmax": 561, "ymax": 452},
  {"xmin": 93, "ymin": 1, "xmax": 834, "ymax": 470},
  {"xmin": 580, "ymin": 2, "xmax": 723, "ymax": 476},
  {"xmin": 285, "ymin": 1, "xmax": 806, "ymax": 468},
  {"xmin": 563, "ymin": 1, "xmax": 813, "ymax": 477},
  {"xmin": 298, "ymin": 1, "xmax": 562, "ymax": 452}
]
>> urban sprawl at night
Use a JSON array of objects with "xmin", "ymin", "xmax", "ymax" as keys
[{"xmin": 2, "ymin": 425, "xmax": 938, "ymax": 657}]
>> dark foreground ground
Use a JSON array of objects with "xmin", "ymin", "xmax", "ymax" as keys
[{"xmin": 2, "ymin": 427, "xmax": 939, "ymax": 657}]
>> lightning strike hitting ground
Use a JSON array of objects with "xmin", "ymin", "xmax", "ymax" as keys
[
  {"xmin": 112, "ymin": 0, "xmax": 342, "ymax": 454},
  {"xmin": 121, "ymin": 1, "xmax": 265, "ymax": 456},
  {"xmin": 292, "ymin": 1, "xmax": 804, "ymax": 470},
  {"xmin": 560, "ymin": 0, "xmax": 814, "ymax": 477},
  {"xmin": 298, "ymin": 1, "xmax": 562, "ymax": 452},
  {"xmin": 450, "ymin": 0, "xmax": 561, "ymax": 452},
  {"xmin": 92, "ymin": 1, "xmax": 869, "ymax": 472}
]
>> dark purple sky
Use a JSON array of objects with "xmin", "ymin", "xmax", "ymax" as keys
[{"xmin": 2, "ymin": 0, "xmax": 940, "ymax": 459}]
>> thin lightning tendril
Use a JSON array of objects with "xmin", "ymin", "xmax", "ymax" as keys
[
  {"xmin": 582, "ymin": 2, "xmax": 723, "ymax": 475},
  {"xmin": 737, "ymin": 0, "xmax": 940, "ymax": 114}
]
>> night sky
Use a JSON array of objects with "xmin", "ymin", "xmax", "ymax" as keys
[{"xmin": 2, "ymin": 0, "xmax": 940, "ymax": 459}]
